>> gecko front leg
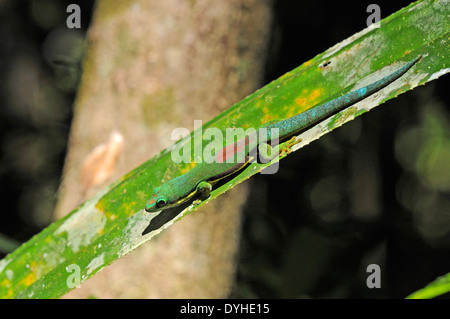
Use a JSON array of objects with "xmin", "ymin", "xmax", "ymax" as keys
[
  {"xmin": 196, "ymin": 181, "xmax": 213, "ymax": 199},
  {"xmin": 192, "ymin": 181, "xmax": 212, "ymax": 205}
]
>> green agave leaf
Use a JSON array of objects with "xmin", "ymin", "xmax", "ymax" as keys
[{"xmin": 0, "ymin": 0, "xmax": 448, "ymax": 298}]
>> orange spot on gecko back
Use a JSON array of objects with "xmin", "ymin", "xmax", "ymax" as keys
[{"xmin": 216, "ymin": 136, "xmax": 253, "ymax": 163}]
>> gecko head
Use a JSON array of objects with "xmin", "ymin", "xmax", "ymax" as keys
[
  {"xmin": 145, "ymin": 176, "xmax": 191, "ymax": 212},
  {"xmin": 145, "ymin": 187, "xmax": 168, "ymax": 213}
]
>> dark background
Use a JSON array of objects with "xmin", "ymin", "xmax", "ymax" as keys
[{"xmin": 0, "ymin": 0, "xmax": 449, "ymax": 298}]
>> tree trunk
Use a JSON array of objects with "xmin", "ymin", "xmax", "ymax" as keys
[{"xmin": 54, "ymin": 0, "xmax": 272, "ymax": 298}]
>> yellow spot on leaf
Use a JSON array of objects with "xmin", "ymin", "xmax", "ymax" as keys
[
  {"xmin": 262, "ymin": 114, "xmax": 274, "ymax": 123},
  {"xmin": 309, "ymin": 88, "xmax": 322, "ymax": 100},
  {"xmin": 295, "ymin": 97, "xmax": 308, "ymax": 107},
  {"xmin": 21, "ymin": 272, "xmax": 37, "ymax": 287},
  {"xmin": 0, "ymin": 279, "xmax": 13, "ymax": 298},
  {"xmin": 180, "ymin": 162, "xmax": 196, "ymax": 174},
  {"xmin": 280, "ymin": 71, "xmax": 293, "ymax": 80},
  {"xmin": 1, "ymin": 278, "xmax": 11, "ymax": 288},
  {"xmin": 102, "ymin": 207, "xmax": 117, "ymax": 221}
]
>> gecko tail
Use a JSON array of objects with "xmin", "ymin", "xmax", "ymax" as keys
[{"xmin": 283, "ymin": 55, "xmax": 422, "ymax": 136}]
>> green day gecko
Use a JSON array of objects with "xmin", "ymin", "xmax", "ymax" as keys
[{"xmin": 145, "ymin": 55, "xmax": 422, "ymax": 213}]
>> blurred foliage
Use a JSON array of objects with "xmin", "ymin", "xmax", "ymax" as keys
[
  {"xmin": 407, "ymin": 272, "xmax": 450, "ymax": 299},
  {"xmin": 395, "ymin": 90, "xmax": 450, "ymax": 248},
  {"xmin": 0, "ymin": 0, "xmax": 92, "ymax": 243}
]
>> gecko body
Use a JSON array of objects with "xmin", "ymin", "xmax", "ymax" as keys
[{"xmin": 145, "ymin": 56, "xmax": 421, "ymax": 212}]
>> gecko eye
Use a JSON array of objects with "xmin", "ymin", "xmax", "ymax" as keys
[{"xmin": 156, "ymin": 197, "xmax": 167, "ymax": 208}]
